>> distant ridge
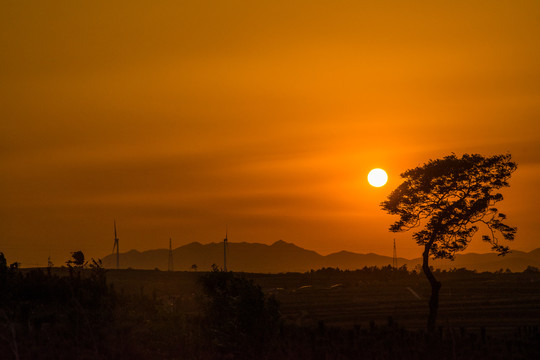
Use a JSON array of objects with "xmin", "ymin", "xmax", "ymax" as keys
[{"xmin": 101, "ymin": 240, "xmax": 540, "ymax": 273}]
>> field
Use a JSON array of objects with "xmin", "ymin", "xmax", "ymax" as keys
[
  {"xmin": 4, "ymin": 265, "xmax": 539, "ymax": 359},
  {"xmin": 105, "ymin": 267, "xmax": 540, "ymax": 334}
]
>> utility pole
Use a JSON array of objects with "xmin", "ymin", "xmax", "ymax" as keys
[
  {"xmin": 168, "ymin": 238, "xmax": 173, "ymax": 272},
  {"xmin": 224, "ymin": 227, "xmax": 228, "ymax": 272},
  {"xmin": 392, "ymin": 238, "xmax": 398, "ymax": 270},
  {"xmin": 113, "ymin": 220, "xmax": 120, "ymax": 269}
]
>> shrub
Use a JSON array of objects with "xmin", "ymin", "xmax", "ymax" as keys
[{"xmin": 198, "ymin": 269, "xmax": 280, "ymax": 358}]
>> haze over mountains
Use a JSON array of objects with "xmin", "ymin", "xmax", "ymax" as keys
[{"xmin": 102, "ymin": 240, "xmax": 540, "ymax": 273}]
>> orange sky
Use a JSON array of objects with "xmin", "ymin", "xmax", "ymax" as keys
[{"xmin": 1, "ymin": 1, "xmax": 539, "ymax": 267}]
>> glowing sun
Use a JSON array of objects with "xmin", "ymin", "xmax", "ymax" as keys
[{"xmin": 368, "ymin": 168, "xmax": 388, "ymax": 187}]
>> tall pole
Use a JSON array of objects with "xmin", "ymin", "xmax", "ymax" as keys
[
  {"xmin": 168, "ymin": 238, "xmax": 173, "ymax": 272},
  {"xmin": 224, "ymin": 226, "xmax": 228, "ymax": 272},
  {"xmin": 113, "ymin": 220, "xmax": 119, "ymax": 269},
  {"xmin": 392, "ymin": 238, "xmax": 398, "ymax": 269}
]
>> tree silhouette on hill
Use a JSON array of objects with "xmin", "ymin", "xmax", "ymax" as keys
[{"xmin": 381, "ymin": 153, "xmax": 517, "ymax": 332}]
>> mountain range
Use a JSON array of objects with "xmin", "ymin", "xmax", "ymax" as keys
[{"xmin": 101, "ymin": 240, "xmax": 540, "ymax": 273}]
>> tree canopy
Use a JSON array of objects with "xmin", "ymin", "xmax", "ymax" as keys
[
  {"xmin": 66, "ymin": 250, "xmax": 86, "ymax": 267},
  {"xmin": 381, "ymin": 153, "xmax": 517, "ymax": 260}
]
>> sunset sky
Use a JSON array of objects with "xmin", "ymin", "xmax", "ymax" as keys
[{"xmin": 1, "ymin": 1, "xmax": 539, "ymax": 267}]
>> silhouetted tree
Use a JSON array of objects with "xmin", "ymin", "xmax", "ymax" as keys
[
  {"xmin": 524, "ymin": 266, "xmax": 539, "ymax": 273},
  {"xmin": 66, "ymin": 251, "xmax": 86, "ymax": 267},
  {"xmin": 198, "ymin": 269, "xmax": 280, "ymax": 358},
  {"xmin": 381, "ymin": 153, "xmax": 517, "ymax": 332},
  {"xmin": 191, "ymin": 264, "xmax": 198, "ymax": 272}
]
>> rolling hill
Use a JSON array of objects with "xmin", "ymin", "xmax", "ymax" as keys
[{"xmin": 101, "ymin": 240, "xmax": 540, "ymax": 273}]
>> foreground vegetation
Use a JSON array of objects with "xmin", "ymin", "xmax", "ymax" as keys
[{"xmin": 1, "ymin": 254, "xmax": 539, "ymax": 359}]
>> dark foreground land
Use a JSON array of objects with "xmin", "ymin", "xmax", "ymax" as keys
[
  {"xmin": 2, "ymin": 262, "xmax": 540, "ymax": 359},
  {"xmin": 105, "ymin": 266, "xmax": 540, "ymax": 333}
]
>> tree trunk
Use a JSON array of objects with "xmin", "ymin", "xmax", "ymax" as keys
[{"xmin": 423, "ymin": 242, "xmax": 441, "ymax": 333}]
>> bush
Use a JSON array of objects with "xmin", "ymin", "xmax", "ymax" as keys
[
  {"xmin": 198, "ymin": 269, "xmax": 281, "ymax": 358},
  {"xmin": 0, "ymin": 253, "xmax": 115, "ymax": 359}
]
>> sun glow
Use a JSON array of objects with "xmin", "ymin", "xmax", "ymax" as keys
[{"xmin": 367, "ymin": 168, "xmax": 388, "ymax": 187}]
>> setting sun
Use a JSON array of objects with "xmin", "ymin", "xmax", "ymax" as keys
[{"xmin": 368, "ymin": 168, "xmax": 388, "ymax": 187}]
